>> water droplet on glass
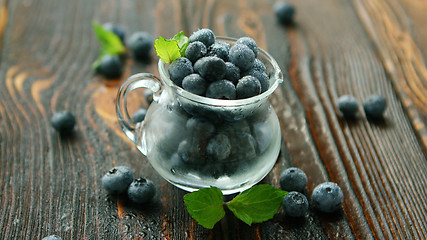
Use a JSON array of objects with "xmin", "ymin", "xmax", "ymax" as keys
[{"xmin": 170, "ymin": 168, "xmax": 176, "ymax": 174}]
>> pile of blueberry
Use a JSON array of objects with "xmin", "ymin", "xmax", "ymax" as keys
[
  {"xmin": 337, "ymin": 94, "xmax": 387, "ymax": 119},
  {"xmin": 168, "ymin": 29, "xmax": 270, "ymax": 100},
  {"xmin": 279, "ymin": 167, "xmax": 344, "ymax": 217},
  {"xmin": 101, "ymin": 166, "xmax": 156, "ymax": 204}
]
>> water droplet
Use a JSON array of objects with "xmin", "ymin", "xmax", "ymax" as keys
[
  {"xmin": 170, "ymin": 168, "xmax": 176, "ymax": 174},
  {"xmin": 167, "ymin": 105, "xmax": 173, "ymax": 111}
]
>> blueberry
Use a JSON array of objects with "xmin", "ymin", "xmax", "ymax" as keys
[
  {"xmin": 144, "ymin": 89, "xmax": 153, "ymax": 105},
  {"xmin": 128, "ymin": 31, "xmax": 153, "ymax": 61},
  {"xmin": 274, "ymin": 1, "xmax": 296, "ymax": 25},
  {"xmin": 127, "ymin": 177, "xmax": 156, "ymax": 204},
  {"xmin": 102, "ymin": 22, "xmax": 126, "ymax": 43},
  {"xmin": 168, "ymin": 57, "xmax": 193, "ymax": 87},
  {"xmin": 207, "ymin": 42, "xmax": 230, "ymax": 61},
  {"xmin": 182, "ymin": 74, "xmax": 208, "ymax": 95},
  {"xmin": 207, "ymin": 133, "xmax": 231, "ymax": 162},
  {"xmin": 42, "ymin": 235, "xmax": 62, "ymax": 240},
  {"xmin": 229, "ymin": 44, "xmax": 255, "ymax": 72},
  {"xmin": 245, "ymin": 69, "xmax": 269, "ymax": 93},
  {"xmin": 51, "ymin": 111, "xmax": 76, "ymax": 133},
  {"xmin": 280, "ymin": 167, "xmax": 307, "ymax": 192},
  {"xmin": 132, "ymin": 108, "xmax": 147, "ymax": 123},
  {"xmin": 185, "ymin": 41, "xmax": 207, "ymax": 63},
  {"xmin": 194, "ymin": 56, "xmax": 226, "ymax": 82},
  {"xmin": 98, "ymin": 54, "xmax": 123, "ymax": 79},
  {"xmin": 102, "ymin": 166, "xmax": 134, "ymax": 194},
  {"xmin": 253, "ymin": 59, "xmax": 266, "ymax": 72},
  {"xmin": 283, "ymin": 192, "xmax": 309, "ymax": 217},
  {"xmin": 206, "ymin": 80, "xmax": 236, "ymax": 100},
  {"xmin": 337, "ymin": 95, "xmax": 359, "ymax": 118},
  {"xmin": 178, "ymin": 139, "xmax": 206, "ymax": 165},
  {"xmin": 363, "ymin": 95, "xmax": 387, "ymax": 119},
  {"xmin": 225, "ymin": 62, "xmax": 240, "ymax": 84},
  {"xmin": 186, "ymin": 117, "xmax": 216, "ymax": 138},
  {"xmin": 312, "ymin": 182, "xmax": 344, "ymax": 213},
  {"xmin": 189, "ymin": 28, "xmax": 216, "ymax": 48},
  {"xmin": 233, "ymin": 132, "xmax": 257, "ymax": 160},
  {"xmin": 201, "ymin": 163, "xmax": 225, "ymax": 179},
  {"xmin": 236, "ymin": 76, "xmax": 261, "ymax": 99},
  {"xmin": 236, "ymin": 37, "xmax": 258, "ymax": 57}
]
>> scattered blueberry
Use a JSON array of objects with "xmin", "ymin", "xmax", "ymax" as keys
[
  {"xmin": 42, "ymin": 235, "xmax": 62, "ymax": 240},
  {"xmin": 206, "ymin": 80, "xmax": 236, "ymax": 100},
  {"xmin": 98, "ymin": 54, "xmax": 123, "ymax": 79},
  {"xmin": 144, "ymin": 89, "xmax": 154, "ymax": 105},
  {"xmin": 185, "ymin": 41, "xmax": 207, "ymax": 63},
  {"xmin": 253, "ymin": 58, "xmax": 266, "ymax": 72},
  {"xmin": 128, "ymin": 31, "xmax": 153, "ymax": 61},
  {"xmin": 229, "ymin": 44, "xmax": 255, "ymax": 72},
  {"xmin": 51, "ymin": 111, "xmax": 76, "ymax": 133},
  {"xmin": 363, "ymin": 95, "xmax": 387, "ymax": 119},
  {"xmin": 282, "ymin": 191, "xmax": 309, "ymax": 217},
  {"xmin": 127, "ymin": 177, "xmax": 156, "ymax": 204},
  {"xmin": 189, "ymin": 28, "xmax": 216, "ymax": 48},
  {"xmin": 207, "ymin": 42, "xmax": 230, "ymax": 61},
  {"xmin": 225, "ymin": 62, "xmax": 240, "ymax": 84},
  {"xmin": 207, "ymin": 133, "xmax": 231, "ymax": 161},
  {"xmin": 312, "ymin": 182, "xmax": 344, "ymax": 213},
  {"xmin": 102, "ymin": 166, "xmax": 134, "ymax": 194},
  {"xmin": 236, "ymin": 76, "xmax": 261, "ymax": 99},
  {"xmin": 245, "ymin": 69, "xmax": 269, "ymax": 93},
  {"xmin": 194, "ymin": 56, "xmax": 226, "ymax": 82},
  {"xmin": 182, "ymin": 74, "xmax": 208, "ymax": 95},
  {"xmin": 274, "ymin": 1, "xmax": 296, "ymax": 25},
  {"xmin": 337, "ymin": 95, "xmax": 359, "ymax": 118},
  {"xmin": 102, "ymin": 22, "xmax": 126, "ymax": 43},
  {"xmin": 236, "ymin": 37, "xmax": 258, "ymax": 57},
  {"xmin": 280, "ymin": 167, "xmax": 307, "ymax": 192},
  {"xmin": 132, "ymin": 108, "xmax": 147, "ymax": 123},
  {"xmin": 168, "ymin": 57, "xmax": 193, "ymax": 86}
]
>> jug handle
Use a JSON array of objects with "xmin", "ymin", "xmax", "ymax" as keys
[{"xmin": 116, "ymin": 73, "xmax": 162, "ymax": 144}]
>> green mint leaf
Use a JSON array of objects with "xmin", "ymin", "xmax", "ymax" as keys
[
  {"xmin": 154, "ymin": 37, "xmax": 181, "ymax": 63},
  {"xmin": 184, "ymin": 186, "xmax": 225, "ymax": 229},
  {"xmin": 92, "ymin": 22, "xmax": 125, "ymax": 69},
  {"xmin": 172, "ymin": 31, "xmax": 189, "ymax": 57},
  {"xmin": 226, "ymin": 185, "xmax": 287, "ymax": 226}
]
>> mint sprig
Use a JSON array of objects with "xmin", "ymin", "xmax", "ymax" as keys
[
  {"xmin": 183, "ymin": 185, "xmax": 287, "ymax": 229},
  {"xmin": 154, "ymin": 31, "xmax": 189, "ymax": 63},
  {"xmin": 92, "ymin": 22, "xmax": 125, "ymax": 69}
]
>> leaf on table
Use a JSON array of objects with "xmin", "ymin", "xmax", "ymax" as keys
[
  {"xmin": 183, "ymin": 186, "xmax": 225, "ymax": 229},
  {"xmin": 226, "ymin": 184, "xmax": 287, "ymax": 226},
  {"xmin": 154, "ymin": 37, "xmax": 181, "ymax": 63}
]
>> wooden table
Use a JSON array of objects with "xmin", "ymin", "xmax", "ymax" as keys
[{"xmin": 1, "ymin": 0, "xmax": 426, "ymax": 239}]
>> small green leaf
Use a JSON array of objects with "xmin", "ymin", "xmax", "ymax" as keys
[
  {"xmin": 184, "ymin": 186, "xmax": 225, "ymax": 229},
  {"xmin": 172, "ymin": 31, "xmax": 189, "ymax": 57},
  {"xmin": 226, "ymin": 185, "xmax": 287, "ymax": 226},
  {"xmin": 154, "ymin": 37, "xmax": 181, "ymax": 63}
]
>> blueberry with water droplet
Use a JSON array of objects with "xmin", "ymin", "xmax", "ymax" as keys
[{"xmin": 127, "ymin": 177, "xmax": 156, "ymax": 204}]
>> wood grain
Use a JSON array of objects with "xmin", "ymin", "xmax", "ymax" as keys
[{"xmin": 0, "ymin": 0, "xmax": 426, "ymax": 239}]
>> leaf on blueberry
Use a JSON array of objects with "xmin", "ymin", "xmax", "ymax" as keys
[
  {"xmin": 226, "ymin": 185, "xmax": 287, "ymax": 226},
  {"xmin": 154, "ymin": 37, "xmax": 181, "ymax": 64},
  {"xmin": 183, "ymin": 186, "xmax": 225, "ymax": 229},
  {"xmin": 172, "ymin": 31, "xmax": 189, "ymax": 57},
  {"xmin": 92, "ymin": 22, "xmax": 125, "ymax": 69}
]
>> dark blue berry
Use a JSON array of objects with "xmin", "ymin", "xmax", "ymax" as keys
[
  {"xmin": 98, "ymin": 54, "xmax": 123, "ymax": 79},
  {"xmin": 245, "ymin": 69, "xmax": 269, "ymax": 93},
  {"xmin": 51, "ymin": 111, "xmax": 76, "ymax": 133},
  {"xmin": 144, "ymin": 89, "xmax": 153, "ymax": 105},
  {"xmin": 168, "ymin": 57, "xmax": 193, "ymax": 87},
  {"xmin": 312, "ymin": 182, "xmax": 344, "ymax": 213},
  {"xmin": 102, "ymin": 22, "xmax": 126, "ymax": 43},
  {"xmin": 253, "ymin": 59, "xmax": 266, "ymax": 72},
  {"xmin": 194, "ymin": 56, "xmax": 226, "ymax": 82},
  {"xmin": 127, "ymin": 177, "xmax": 156, "ymax": 204},
  {"xmin": 102, "ymin": 166, "xmax": 134, "ymax": 194},
  {"xmin": 206, "ymin": 80, "xmax": 236, "ymax": 100},
  {"xmin": 282, "ymin": 192, "xmax": 309, "ymax": 217},
  {"xmin": 280, "ymin": 167, "xmax": 307, "ymax": 192},
  {"xmin": 233, "ymin": 132, "xmax": 257, "ymax": 160},
  {"xmin": 236, "ymin": 37, "xmax": 258, "ymax": 57},
  {"xmin": 207, "ymin": 133, "xmax": 231, "ymax": 162},
  {"xmin": 182, "ymin": 74, "xmax": 208, "ymax": 95},
  {"xmin": 363, "ymin": 95, "xmax": 387, "ymax": 119},
  {"xmin": 337, "ymin": 95, "xmax": 359, "ymax": 118},
  {"xmin": 128, "ymin": 32, "xmax": 153, "ymax": 61},
  {"xmin": 236, "ymin": 76, "xmax": 261, "ymax": 99},
  {"xmin": 207, "ymin": 42, "xmax": 230, "ymax": 61},
  {"xmin": 178, "ymin": 139, "xmax": 206, "ymax": 165},
  {"xmin": 42, "ymin": 235, "xmax": 62, "ymax": 240},
  {"xmin": 185, "ymin": 41, "xmax": 207, "ymax": 63},
  {"xmin": 225, "ymin": 62, "xmax": 240, "ymax": 84},
  {"xmin": 186, "ymin": 117, "xmax": 216, "ymax": 138},
  {"xmin": 189, "ymin": 29, "xmax": 216, "ymax": 48},
  {"xmin": 274, "ymin": 1, "xmax": 296, "ymax": 25},
  {"xmin": 132, "ymin": 108, "xmax": 147, "ymax": 123},
  {"xmin": 229, "ymin": 44, "xmax": 255, "ymax": 72}
]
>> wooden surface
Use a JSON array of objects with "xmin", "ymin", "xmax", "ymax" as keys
[{"xmin": 0, "ymin": 0, "xmax": 426, "ymax": 239}]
